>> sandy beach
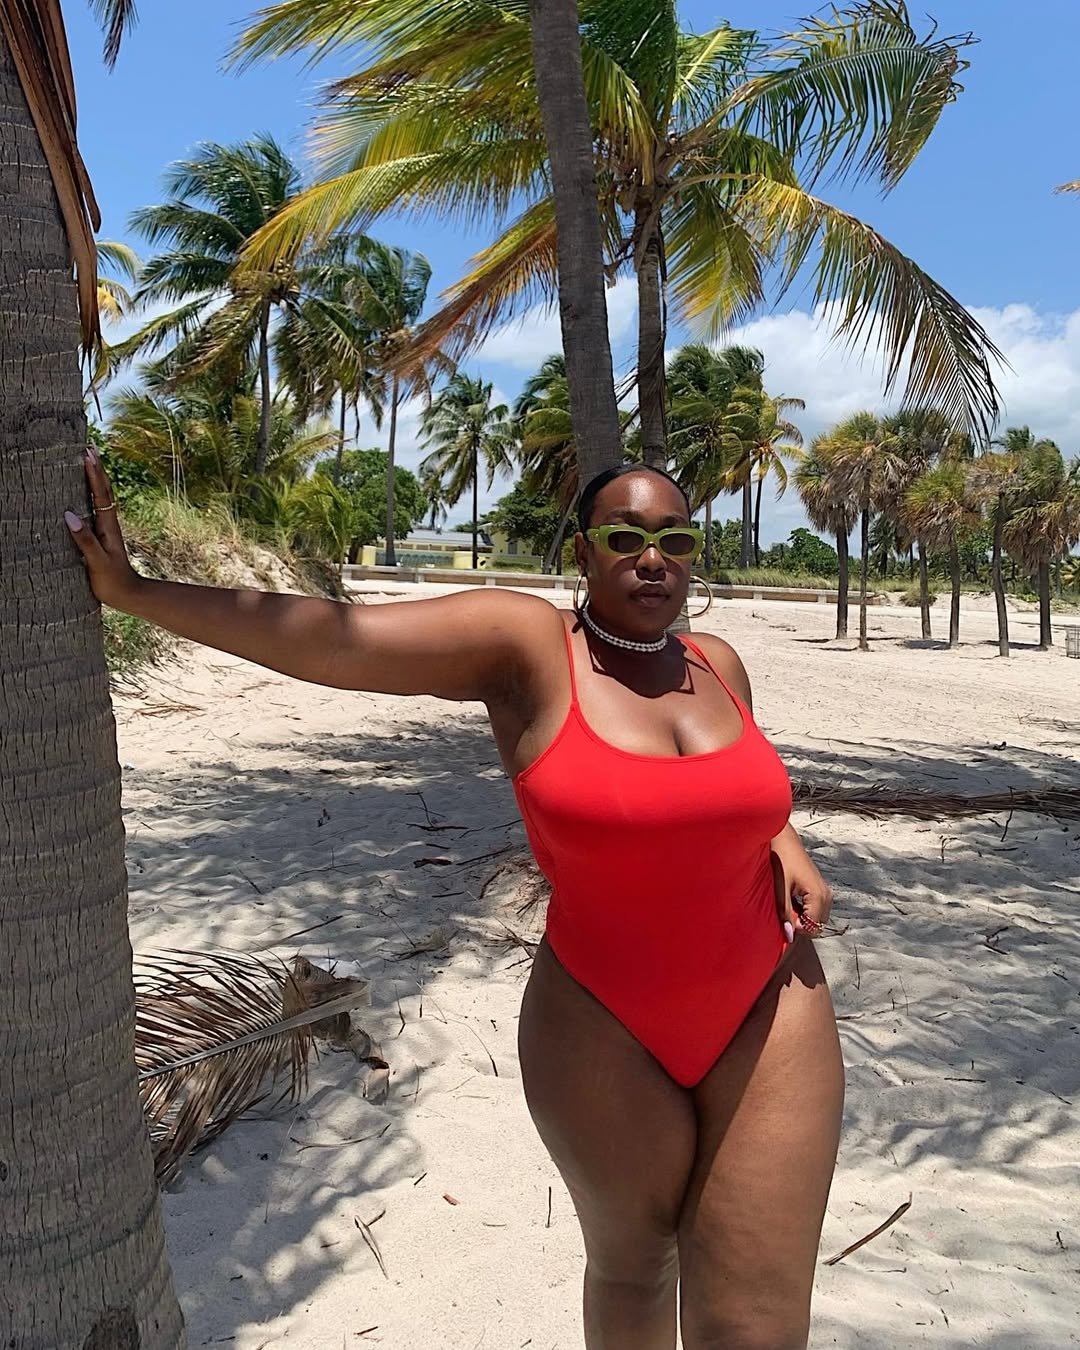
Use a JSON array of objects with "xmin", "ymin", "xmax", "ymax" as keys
[{"xmin": 114, "ymin": 587, "xmax": 1079, "ymax": 1349}]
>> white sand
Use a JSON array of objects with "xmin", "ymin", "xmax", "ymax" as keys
[{"xmin": 115, "ymin": 588, "xmax": 1080, "ymax": 1348}]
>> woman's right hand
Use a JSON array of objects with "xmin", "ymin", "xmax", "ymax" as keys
[{"xmin": 64, "ymin": 447, "xmax": 143, "ymax": 610}]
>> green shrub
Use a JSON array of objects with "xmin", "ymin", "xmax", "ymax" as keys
[
  {"xmin": 102, "ymin": 610, "xmax": 171, "ymax": 681},
  {"xmin": 900, "ymin": 584, "xmax": 937, "ymax": 607}
]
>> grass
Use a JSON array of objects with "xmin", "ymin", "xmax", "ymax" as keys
[
  {"xmin": 122, "ymin": 493, "xmax": 265, "ymax": 585},
  {"xmin": 102, "ymin": 610, "xmax": 172, "ymax": 683},
  {"xmin": 709, "ymin": 568, "xmax": 843, "ymax": 591},
  {"xmin": 101, "ymin": 491, "xmax": 338, "ymax": 681}
]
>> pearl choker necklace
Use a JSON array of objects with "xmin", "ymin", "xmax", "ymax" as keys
[{"xmin": 579, "ymin": 601, "xmax": 668, "ymax": 654}]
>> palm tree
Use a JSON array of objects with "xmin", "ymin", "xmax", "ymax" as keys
[
  {"xmin": 105, "ymin": 384, "xmax": 337, "ymax": 504},
  {"xmin": 526, "ymin": 0, "xmax": 622, "ymax": 480},
  {"xmin": 127, "ymin": 136, "xmax": 326, "ymax": 476},
  {"xmin": 819, "ymin": 412, "xmax": 906, "ymax": 652},
  {"xmin": 903, "ymin": 461, "xmax": 979, "ymax": 647},
  {"xmin": 0, "ymin": 6, "xmax": 184, "ymax": 1343},
  {"xmin": 971, "ymin": 447, "xmax": 1023, "ymax": 657},
  {"xmin": 514, "ymin": 355, "xmax": 582, "ymax": 572},
  {"xmin": 353, "ymin": 244, "xmax": 435, "ymax": 566},
  {"xmin": 272, "ymin": 232, "xmax": 386, "ymax": 486},
  {"xmin": 745, "ymin": 393, "xmax": 805, "ymax": 566},
  {"xmin": 235, "ymin": 1, "xmax": 1004, "ymax": 457},
  {"xmin": 881, "ymin": 408, "xmax": 954, "ymax": 639},
  {"xmin": 668, "ymin": 344, "xmax": 741, "ymax": 571},
  {"xmin": 794, "ymin": 437, "xmax": 858, "ymax": 640},
  {"xmin": 420, "ymin": 375, "xmax": 517, "ymax": 568},
  {"xmin": 1003, "ymin": 437, "xmax": 1080, "ymax": 649}
]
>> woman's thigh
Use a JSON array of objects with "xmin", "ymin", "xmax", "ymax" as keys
[
  {"xmin": 518, "ymin": 940, "xmax": 696, "ymax": 1274},
  {"xmin": 678, "ymin": 940, "xmax": 845, "ymax": 1349}
]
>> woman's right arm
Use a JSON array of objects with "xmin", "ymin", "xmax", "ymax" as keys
[{"xmin": 66, "ymin": 452, "xmax": 552, "ymax": 703}]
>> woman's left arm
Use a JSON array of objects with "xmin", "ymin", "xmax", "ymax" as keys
[{"xmin": 694, "ymin": 634, "xmax": 833, "ymax": 940}]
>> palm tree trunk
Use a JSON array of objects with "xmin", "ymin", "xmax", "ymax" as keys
[
  {"xmin": 384, "ymin": 376, "xmax": 400, "ymax": 566},
  {"xmin": 254, "ymin": 297, "xmax": 273, "ymax": 476},
  {"xmin": 471, "ymin": 441, "xmax": 480, "ymax": 570},
  {"xmin": 1037, "ymin": 559, "xmax": 1052, "ymax": 648},
  {"xmin": 991, "ymin": 500, "xmax": 1009, "ymax": 658},
  {"xmin": 704, "ymin": 497, "xmax": 713, "ymax": 572},
  {"xmin": 740, "ymin": 478, "xmax": 753, "ymax": 569},
  {"xmin": 918, "ymin": 540, "xmax": 932, "ymax": 640},
  {"xmin": 332, "ymin": 389, "xmax": 348, "ymax": 486},
  {"xmin": 859, "ymin": 500, "xmax": 870, "ymax": 652},
  {"xmin": 836, "ymin": 529, "xmax": 850, "ymax": 639},
  {"xmin": 543, "ymin": 493, "xmax": 578, "ymax": 574},
  {"xmin": 753, "ymin": 471, "xmax": 764, "ymax": 567},
  {"xmin": 528, "ymin": 0, "xmax": 622, "ymax": 484},
  {"xmin": 636, "ymin": 215, "xmax": 667, "ymax": 469},
  {"xmin": 948, "ymin": 541, "xmax": 961, "ymax": 647},
  {"xmin": 0, "ymin": 30, "xmax": 184, "ymax": 1347}
]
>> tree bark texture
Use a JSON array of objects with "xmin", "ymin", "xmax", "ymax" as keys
[
  {"xmin": 529, "ymin": 0, "xmax": 621, "ymax": 485},
  {"xmin": 254, "ymin": 298, "xmax": 272, "ymax": 476},
  {"xmin": 740, "ymin": 478, "xmax": 753, "ymax": 569},
  {"xmin": 703, "ymin": 497, "xmax": 713, "ymax": 571},
  {"xmin": 1037, "ymin": 559, "xmax": 1052, "ymax": 649},
  {"xmin": 332, "ymin": 390, "xmax": 347, "ymax": 486},
  {"xmin": 0, "ymin": 29, "xmax": 185, "ymax": 1350},
  {"xmin": 384, "ymin": 377, "xmax": 399, "ymax": 566},
  {"xmin": 918, "ymin": 541, "xmax": 932, "ymax": 640},
  {"xmin": 948, "ymin": 542, "xmax": 961, "ymax": 647},
  {"xmin": 635, "ymin": 220, "xmax": 666, "ymax": 469},
  {"xmin": 471, "ymin": 440, "xmax": 480, "ymax": 570},
  {"xmin": 858, "ymin": 500, "xmax": 870, "ymax": 652},
  {"xmin": 835, "ymin": 529, "xmax": 849, "ymax": 639},
  {"xmin": 991, "ymin": 503, "xmax": 1009, "ymax": 657}
]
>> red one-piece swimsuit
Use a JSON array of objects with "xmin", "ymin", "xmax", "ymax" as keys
[{"xmin": 513, "ymin": 618, "xmax": 793, "ymax": 1088}]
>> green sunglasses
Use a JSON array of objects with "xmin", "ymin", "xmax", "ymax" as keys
[{"xmin": 586, "ymin": 524, "xmax": 704, "ymax": 561}]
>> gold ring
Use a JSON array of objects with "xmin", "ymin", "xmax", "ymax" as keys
[{"xmin": 94, "ymin": 503, "xmax": 117, "ymax": 513}]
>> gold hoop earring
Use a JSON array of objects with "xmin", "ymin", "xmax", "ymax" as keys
[
  {"xmin": 690, "ymin": 575, "xmax": 714, "ymax": 619},
  {"xmin": 573, "ymin": 572, "xmax": 589, "ymax": 612}
]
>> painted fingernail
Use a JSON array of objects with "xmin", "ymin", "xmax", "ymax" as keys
[
  {"xmin": 85, "ymin": 445, "xmax": 98, "ymax": 465},
  {"xmin": 784, "ymin": 921, "xmax": 795, "ymax": 944},
  {"xmin": 64, "ymin": 510, "xmax": 83, "ymax": 532}
]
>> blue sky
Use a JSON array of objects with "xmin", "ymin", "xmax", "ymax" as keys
[{"xmin": 68, "ymin": 0, "xmax": 1080, "ymax": 537}]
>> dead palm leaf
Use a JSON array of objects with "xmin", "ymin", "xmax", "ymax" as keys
[{"xmin": 134, "ymin": 950, "xmax": 376, "ymax": 1184}]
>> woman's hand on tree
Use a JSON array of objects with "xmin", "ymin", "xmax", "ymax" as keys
[{"xmin": 64, "ymin": 448, "xmax": 142, "ymax": 610}]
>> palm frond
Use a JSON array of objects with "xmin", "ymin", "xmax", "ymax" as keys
[
  {"xmin": 399, "ymin": 199, "xmax": 558, "ymax": 370},
  {"xmin": 88, "ymin": 0, "xmax": 140, "ymax": 68},
  {"xmin": 739, "ymin": 177, "xmax": 1005, "ymax": 440},
  {"xmin": 135, "ymin": 950, "xmax": 378, "ymax": 1184},
  {"xmin": 735, "ymin": 1, "xmax": 974, "ymax": 191}
]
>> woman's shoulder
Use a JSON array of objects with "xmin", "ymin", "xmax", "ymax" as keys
[{"xmin": 684, "ymin": 631, "xmax": 753, "ymax": 707}]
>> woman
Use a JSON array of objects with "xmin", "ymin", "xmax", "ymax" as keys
[{"xmin": 67, "ymin": 455, "xmax": 843, "ymax": 1350}]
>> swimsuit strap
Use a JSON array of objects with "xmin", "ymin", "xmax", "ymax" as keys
[
  {"xmin": 561, "ymin": 614, "xmax": 581, "ymax": 706},
  {"xmin": 678, "ymin": 634, "xmax": 747, "ymax": 711}
]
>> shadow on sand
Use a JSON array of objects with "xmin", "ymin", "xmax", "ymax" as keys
[{"xmin": 127, "ymin": 707, "xmax": 1078, "ymax": 1347}]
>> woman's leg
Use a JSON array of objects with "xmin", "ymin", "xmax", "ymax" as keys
[
  {"xmin": 519, "ymin": 941, "xmax": 696, "ymax": 1350},
  {"xmin": 678, "ymin": 940, "xmax": 844, "ymax": 1350}
]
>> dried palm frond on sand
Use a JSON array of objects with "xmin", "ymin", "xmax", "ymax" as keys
[
  {"xmin": 135, "ymin": 951, "xmax": 383, "ymax": 1184},
  {"xmin": 792, "ymin": 781, "xmax": 1080, "ymax": 821}
]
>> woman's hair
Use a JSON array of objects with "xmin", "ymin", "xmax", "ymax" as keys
[{"xmin": 577, "ymin": 463, "xmax": 692, "ymax": 533}]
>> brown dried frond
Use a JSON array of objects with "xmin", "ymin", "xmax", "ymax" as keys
[{"xmin": 135, "ymin": 950, "xmax": 372, "ymax": 1183}]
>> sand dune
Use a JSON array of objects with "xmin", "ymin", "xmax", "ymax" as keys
[{"xmin": 115, "ymin": 589, "xmax": 1080, "ymax": 1348}]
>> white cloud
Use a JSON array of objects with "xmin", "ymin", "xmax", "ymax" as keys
[
  {"xmin": 473, "ymin": 276, "xmax": 638, "ymax": 372},
  {"xmin": 700, "ymin": 301, "xmax": 1080, "ymax": 544}
]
